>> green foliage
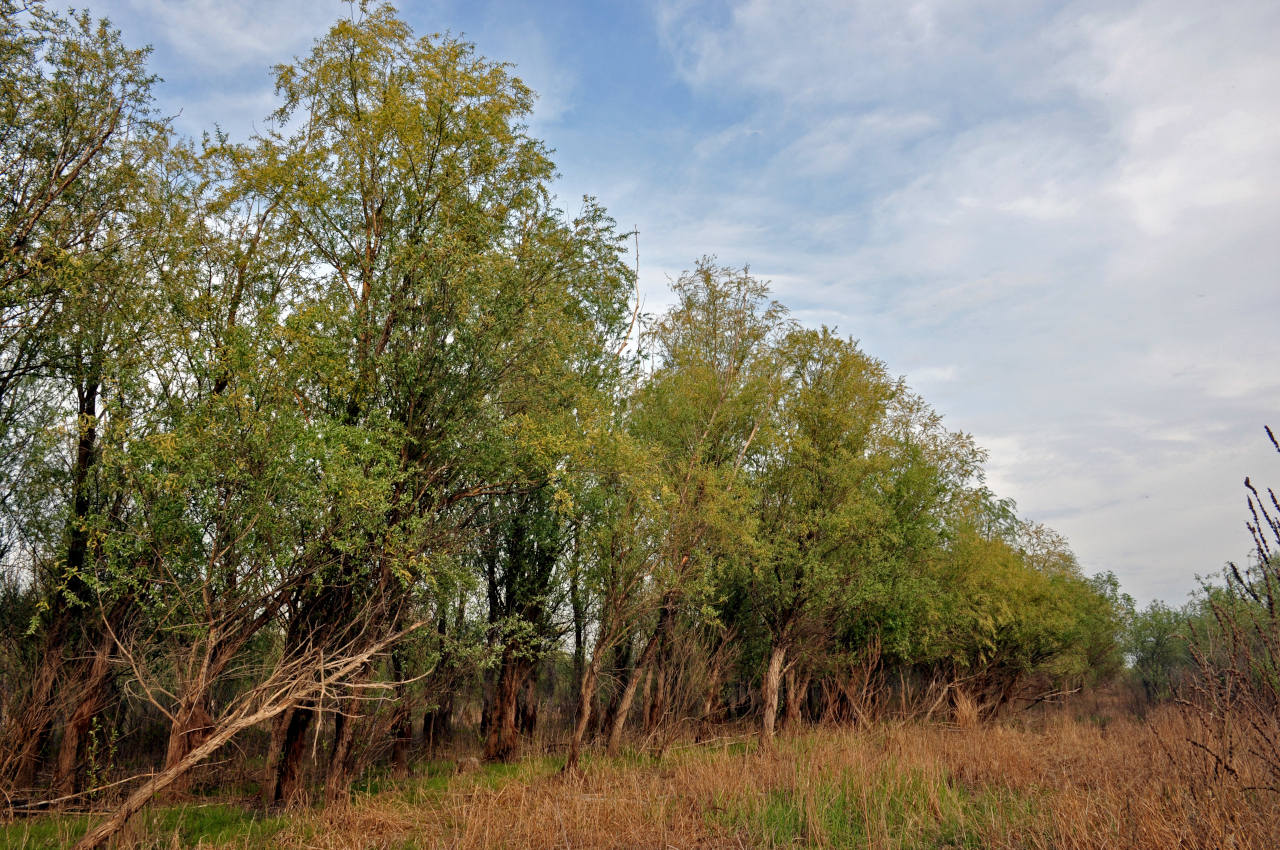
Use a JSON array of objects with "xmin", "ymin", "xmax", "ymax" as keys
[
  {"xmin": 0, "ymin": 3, "xmax": 1143, "ymax": 831},
  {"xmin": 1126, "ymin": 600, "xmax": 1194, "ymax": 703}
]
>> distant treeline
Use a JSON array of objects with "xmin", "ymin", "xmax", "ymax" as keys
[{"xmin": 2, "ymin": 3, "xmax": 1274, "ymax": 847}]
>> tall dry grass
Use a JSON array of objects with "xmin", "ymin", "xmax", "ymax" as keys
[
  {"xmin": 184, "ymin": 702, "xmax": 1276, "ymax": 850},
  {"xmin": 7, "ymin": 700, "xmax": 1274, "ymax": 848}
]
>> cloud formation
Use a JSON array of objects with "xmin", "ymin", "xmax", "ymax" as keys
[{"xmin": 646, "ymin": 0, "xmax": 1280, "ymax": 602}]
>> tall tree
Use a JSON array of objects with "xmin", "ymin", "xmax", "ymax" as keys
[
  {"xmin": 0, "ymin": 1, "xmax": 163, "ymax": 794},
  {"xmin": 607, "ymin": 259, "xmax": 788, "ymax": 753},
  {"xmin": 744, "ymin": 328, "xmax": 896, "ymax": 740},
  {"xmin": 253, "ymin": 4, "xmax": 633, "ymax": 801}
]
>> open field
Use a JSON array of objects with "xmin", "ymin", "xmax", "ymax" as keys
[{"xmin": 5, "ymin": 702, "xmax": 1275, "ymax": 849}]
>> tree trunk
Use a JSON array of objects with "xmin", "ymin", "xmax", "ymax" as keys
[
  {"xmin": 606, "ymin": 617, "xmax": 666, "ymax": 756},
  {"xmin": 570, "ymin": 531, "xmax": 585, "ymax": 687},
  {"xmin": 517, "ymin": 666, "xmax": 538, "ymax": 736},
  {"xmin": 160, "ymin": 693, "xmax": 214, "ymax": 798},
  {"xmin": 782, "ymin": 669, "xmax": 806, "ymax": 734},
  {"xmin": 645, "ymin": 652, "xmax": 668, "ymax": 734},
  {"xmin": 698, "ymin": 662, "xmax": 724, "ymax": 740},
  {"xmin": 389, "ymin": 652, "xmax": 410, "ymax": 779},
  {"xmin": 0, "ymin": 637, "xmax": 63, "ymax": 792},
  {"xmin": 73, "ymin": 699, "xmax": 275, "ymax": 850},
  {"xmin": 598, "ymin": 637, "xmax": 632, "ymax": 738},
  {"xmin": 483, "ymin": 645, "xmax": 525, "ymax": 762},
  {"xmin": 761, "ymin": 643, "xmax": 787, "ymax": 742},
  {"xmin": 423, "ymin": 694, "xmax": 453, "ymax": 752},
  {"xmin": 390, "ymin": 704, "xmax": 411, "ymax": 779},
  {"xmin": 263, "ymin": 703, "xmax": 313, "ymax": 808},
  {"xmin": 325, "ymin": 703, "xmax": 359, "ymax": 806},
  {"xmin": 52, "ymin": 635, "xmax": 115, "ymax": 797},
  {"xmin": 566, "ymin": 629, "xmax": 611, "ymax": 772},
  {"xmin": 5, "ymin": 377, "xmax": 101, "ymax": 795}
]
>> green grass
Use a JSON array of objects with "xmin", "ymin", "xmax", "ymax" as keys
[
  {"xmin": 712, "ymin": 761, "xmax": 1036, "ymax": 849},
  {"xmin": 0, "ymin": 803, "xmax": 288, "ymax": 849},
  {"xmin": 0, "ymin": 812, "xmax": 93, "ymax": 848}
]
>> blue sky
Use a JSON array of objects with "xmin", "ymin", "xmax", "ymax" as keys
[{"xmin": 92, "ymin": 0, "xmax": 1280, "ymax": 604}]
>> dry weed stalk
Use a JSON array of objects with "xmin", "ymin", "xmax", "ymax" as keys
[{"xmin": 1181, "ymin": 426, "xmax": 1280, "ymax": 798}]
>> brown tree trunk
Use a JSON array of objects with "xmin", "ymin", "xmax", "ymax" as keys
[
  {"xmin": 1, "ymin": 641, "xmax": 63, "ymax": 793},
  {"xmin": 606, "ymin": 619, "xmax": 666, "ymax": 757},
  {"xmin": 566, "ymin": 629, "xmax": 610, "ymax": 772},
  {"xmin": 161, "ymin": 694, "xmax": 214, "ymax": 798},
  {"xmin": 52, "ymin": 636, "xmax": 115, "ymax": 797},
  {"xmin": 761, "ymin": 642, "xmax": 788, "ymax": 742},
  {"xmin": 73, "ymin": 696, "xmax": 280, "ymax": 850},
  {"xmin": 483, "ymin": 645, "xmax": 526, "ymax": 762},
  {"xmin": 517, "ymin": 668, "xmax": 538, "ymax": 736},
  {"xmin": 325, "ymin": 703, "xmax": 359, "ymax": 806},
  {"xmin": 782, "ymin": 669, "xmax": 806, "ymax": 734},
  {"xmin": 388, "ymin": 652, "xmax": 411, "ymax": 779},
  {"xmin": 263, "ymin": 703, "xmax": 313, "ymax": 808},
  {"xmin": 423, "ymin": 694, "xmax": 452, "ymax": 752},
  {"xmin": 698, "ymin": 663, "xmax": 724, "ymax": 740},
  {"xmin": 646, "ymin": 650, "xmax": 669, "ymax": 735},
  {"xmin": 6, "ymin": 379, "xmax": 101, "ymax": 795},
  {"xmin": 390, "ymin": 704, "xmax": 411, "ymax": 780}
]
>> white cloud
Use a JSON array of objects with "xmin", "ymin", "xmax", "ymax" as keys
[
  {"xmin": 113, "ymin": 0, "xmax": 326, "ymax": 68},
  {"xmin": 648, "ymin": 0, "xmax": 1280, "ymax": 602}
]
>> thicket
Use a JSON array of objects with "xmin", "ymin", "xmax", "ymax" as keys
[{"xmin": 0, "ymin": 3, "xmax": 1152, "ymax": 846}]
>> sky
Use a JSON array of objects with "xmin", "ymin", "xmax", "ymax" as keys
[{"xmin": 90, "ymin": 0, "xmax": 1280, "ymax": 605}]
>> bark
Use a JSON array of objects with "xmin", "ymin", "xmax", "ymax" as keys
[
  {"xmin": 423, "ymin": 695, "xmax": 453, "ymax": 751},
  {"xmin": 325, "ymin": 703, "xmax": 359, "ymax": 806},
  {"xmin": 569, "ymin": 532, "xmax": 585, "ymax": 686},
  {"xmin": 73, "ymin": 699, "xmax": 274, "ymax": 850},
  {"xmin": 645, "ymin": 654, "xmax": 669, "ymax": 734},
  {"xmin": 606, "ymin": 614, "xmax": 667, "ymax": 756},
  {"xmin": 390, "ymin": 704, "xmax": 411, "ymax": 779},
  {"xmin": 483, "ymin": 644, "xmax": 526, "ymax": 762},
  {"xmin": 76, "ymin": 621, "xmax": 423, "ymax": 850},
  {"xmin": 760, "ymin": 643, "xmax": 788, "ymax": 741},
  {"xmin": 698, "ymin": 661, "xmax": 724, "ymax": 740},
  {"xmin": 782, "ymin": 669, "xmax": 807, "ymax": 734},
  {"xmin": 52, "ymin": 634, "xmax": 115, "ymax": 797},
  {"xmin": 389, "ymin": 653, "xmax": 410, "ymax": 779},
  {"xmin": 565, "ymin": 629, "xmax": 609, "ymax": 772},
  {"xmin": 160, "ymin": 694, "xmax": 214, "ymax": 798},
  {"xmin": 5, "ymin": 377, "xmax": 101, "ymax": 794},
  {"xmin": 598, "ymin": 637, "xmax": 633, "ymax": 738},
  {"xmin": 262, "ymin": 703, "xmax": 313, "ymax": 808},
  {"xmin": 1, "ymin": 636, "xmax": 63, "ymax": 792},
  {"xmin": 517, "ymin": 672, "xmax": 538, "ymax": 736},
  {"xmin": 819, "ymin": 679, "xmax": 838, "ymax": 724}
]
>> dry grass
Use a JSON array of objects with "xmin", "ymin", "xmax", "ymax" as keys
[
  {"xmin": 221, "ymin": 706, "xmax": 1280, "ymax": 849},
  {"xmin": 8, "ymin": 703, "xmax": 1278, "ymax": 849}
]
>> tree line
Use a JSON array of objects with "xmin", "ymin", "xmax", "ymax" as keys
[{"xmin": 0, "ymin": 3, "xmax": 1133, "ymax": 844}]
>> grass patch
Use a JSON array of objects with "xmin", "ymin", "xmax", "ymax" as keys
[
  {"xmin": 0, "ymin": 803, "xmax": 287, "ymax": 850},
  {"xmin": 0, "ymin": 813, "xmax": 93, "ymax": 848},
  {"xmin": 714, "ymin": 760, "xmax": 1036, "ymax": 849}
]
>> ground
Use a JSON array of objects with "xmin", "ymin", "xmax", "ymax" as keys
[{"xmin": 3, "ymin": 701, "xmax": 1275, "ymax": 849}]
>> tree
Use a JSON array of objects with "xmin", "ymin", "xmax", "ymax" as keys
[
  {"xmin": 252, "ymin": 4, "xmax": 633, "ymax": 801},
  {"xmin": 742, "ymin": 328, "xmax": 896, "ymax": 739},
  {"xmin": 0, "ymin": 1, "xmax": 163, "ymax": 795},
  {"xmin": 604, "ymin": 259, "xmax": 789, "ymax": 753}
]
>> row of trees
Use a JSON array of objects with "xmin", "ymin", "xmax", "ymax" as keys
[{"xmin": 0, "ymin": 3, "xmax": 1127, "ymax": 844}]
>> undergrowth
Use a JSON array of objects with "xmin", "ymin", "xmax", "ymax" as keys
[{"xmin": 3, "ymin": 706, "xmax": 1276, "ymax": 849}]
